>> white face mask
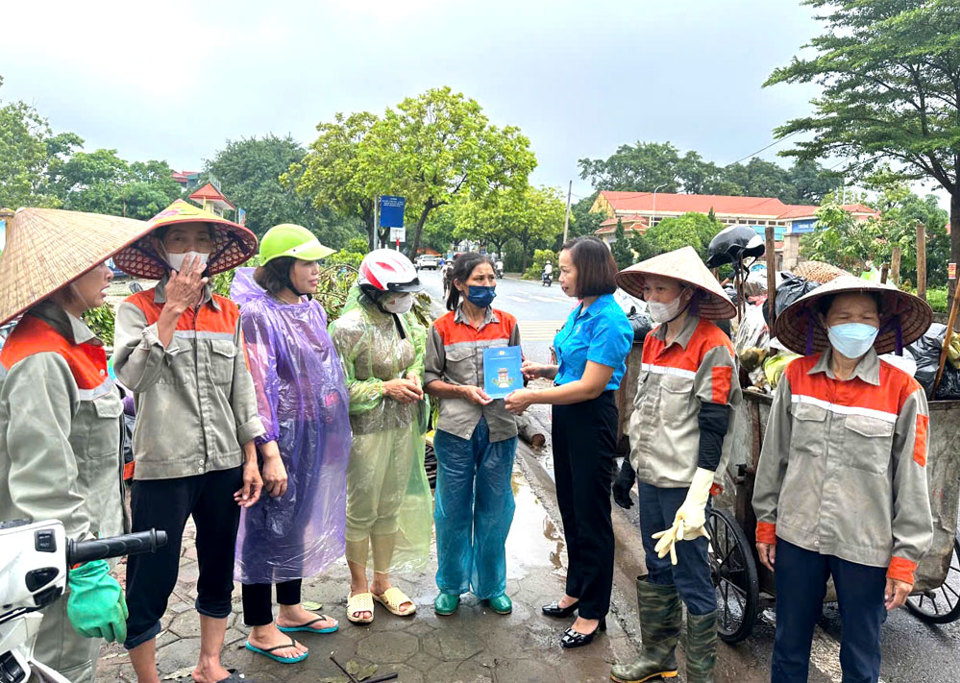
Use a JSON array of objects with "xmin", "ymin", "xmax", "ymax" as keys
[
  {"xmin": 648, "ymin": 295, "xmax": 686, "ymax": 324},
  {"xmin": 381, "ymin": 293, "xmax": 414, "ymax": 314},
  {"xmin": 165, "ymin": 250, "xmax": 209, "ymax": 273}
]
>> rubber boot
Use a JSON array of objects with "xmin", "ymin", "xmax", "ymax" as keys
[
  {"xmin": 610, "ymin": 577, "xmax": 682, "ymax": 683},
  {"xmin": 684, "ymin": 610, "xmax": 718, "ymax": 683}
]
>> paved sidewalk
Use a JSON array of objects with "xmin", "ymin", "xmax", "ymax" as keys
[{"xmin": 96, "ymin": 458, "xmax": 639, "ymax": 683}]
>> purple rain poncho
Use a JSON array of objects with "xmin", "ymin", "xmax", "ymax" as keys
[{"xmin": 231, "ymin": 268, "xmax": 351, "ymax": 584}]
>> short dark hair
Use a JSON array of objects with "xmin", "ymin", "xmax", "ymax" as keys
[
  {"xmin": 446, "ymin": 252, "xmax": 495, "ymax": 311},
  {"xmin": 561, "ymin": 236, "xmax": 617, "ymax": 297},
  {"xmin": 254, "ymin": 257, "xmax": 296, "ymax": 295}
]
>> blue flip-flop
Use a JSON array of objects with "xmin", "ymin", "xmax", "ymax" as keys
[
  {"xmin": 277, "ymin": 616, "xmax": 339, "ymax": 635},
  {"xmin": 244, "ymin": 639, "xmax": 308, "ymax": 664}
]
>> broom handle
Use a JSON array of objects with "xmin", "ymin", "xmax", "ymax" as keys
[{"xmin": 933, "ymin": 289, "xmax": 960, "ymax": 396}]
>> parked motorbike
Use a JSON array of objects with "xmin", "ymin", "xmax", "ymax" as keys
[{"xmin": 0, "ymin": 521, "xmax": 166, "ymax": 682}]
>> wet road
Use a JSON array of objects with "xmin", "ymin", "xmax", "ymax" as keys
[{"xmin": 419, "ymin": 269, "xmax": 960, "ymax": 683}]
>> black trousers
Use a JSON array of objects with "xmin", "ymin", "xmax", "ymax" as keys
[
  {"xmin": 124, "ymin": 467, "xmax": 243, "ymax": 649},
  {"xmin": 552, "ymin": 391, "xmax": 618, "ymax": 619},
  {"xmin": 241, "ymin": 580, "xmax": 303, "ymax": 627}
]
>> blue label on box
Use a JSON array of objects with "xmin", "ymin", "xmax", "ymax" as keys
[{"xmin": 483, "ymin": 346, "xmax": 522, "ymax": 399}]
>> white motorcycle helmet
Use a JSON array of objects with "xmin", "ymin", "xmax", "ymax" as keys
[{"xmin": 358, "ymin": 249, "xmax": 423, "ymax": 314}]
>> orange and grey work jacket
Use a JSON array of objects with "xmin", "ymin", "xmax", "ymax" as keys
[
  {"xmin": 424, "ymin": 305, "xmax": 520, "ymax": 442},
  {"xmin": 0, "ymin": 302, "xmax": 125, "ymax": 542},
  {"xmin": 752, "ymin": 348, "xmax": 933, "ymax": 584},
  {"xmin": 628, "ymin": 315, "xmax": 742, "ymax": 488},
  {"xmin": 112, "ymin": 279, "xmax": 265, "ymax": 481}
]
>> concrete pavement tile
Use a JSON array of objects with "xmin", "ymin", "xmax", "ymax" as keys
[
  {"xmin": 492, "ymin": 657, "xmax": 559, "ymax": 682},
  {"xmin": 155, "ymin": 636, "xmax": 201, "ymax": 674},
  {"xmin": 356, "ymin": 631, "xmax": 419, "ymax": 663},
  {"xmin": 403, "ymin": 619, "xmax": 438, "ymax": 636},
  {"xmin": 426, "ymin": 659, "xmax": 494, "ymax": 682},
  {"xmin": 156, "ymin": 629, "xmax": 179, "ymax": 649},
  {"xmin": 169, "ymin": 611, "xmax": 202, "ymax": 638},
  {"xmin": 423, "ymin": 625, "xmax": 485, "ymax": 662},
  {"xmin": 405, "ymin": 650, "xmax": 442, "ymax": 673},
  {"xmin": 557, "ymin": 655, "xmax": 621, "ymax": 682}
]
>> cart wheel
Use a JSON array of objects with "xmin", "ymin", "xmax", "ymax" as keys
[
  {"xmin": 905, "ymin": 534, "xmax": 960, "ymax": 624},
  {"xmin": 707, "ymin": 508, "xmax": 759, "ymax": 643}
]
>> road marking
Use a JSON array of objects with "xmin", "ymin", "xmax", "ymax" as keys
[
  {"xmin": 518, "ymin": 320, "xmax": 565, "ymax": 342},
  {"xmin": 530, "ymin": 295, "xmax": 564, "ymax": 303}
]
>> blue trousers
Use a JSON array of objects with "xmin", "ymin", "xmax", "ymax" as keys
[
  {"xmin": 772, "ymin": 539, "xmax": 887, "ymax": 683},
  {"xmin": 637, "ymin": 481, "xmax": 715, "ymax": 615},
  {"xmin": 433, "ymin": 418, "xmax": 518, "ymax": 599}
]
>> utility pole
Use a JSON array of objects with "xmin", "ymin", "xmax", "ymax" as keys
[
  {"xmin": 562, "ymin": 180, "xmax": 572, "ymax": 244},
  {"xmin": 372, "ymin": 195, "xmax": 379, "ymax": 250}
]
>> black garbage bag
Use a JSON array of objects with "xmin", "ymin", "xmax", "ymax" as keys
[
  {"xmin": 910, "ymin": 323, "xmax": 960, "ymax": 400},
  {"xmin": 775, "ymin": 273, "xmax": 820, "ymax": 318},
  {"xmin": 724, "ymin": 284, "xmax": 739, "ymax": 307},
  {"xmin": 629, "ymin": 310, "xmax": 654, "ymax": 343}
]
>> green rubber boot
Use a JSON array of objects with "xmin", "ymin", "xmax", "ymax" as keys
[
  {"xmin": 610, "ymin": 577, "xmax": 681, "ymax": 683},
  {"xmin": 684, "ymin": 610, "xmax": 718, "ymax": 683}
]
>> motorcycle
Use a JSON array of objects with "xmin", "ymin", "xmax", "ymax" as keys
[
  {"xmin": 0, "ymin": 520, "xmax": 166, "ymax": 682},
  {"xmin": 541, "ymin": 270, "xmax": 552, "ymax": 287},
  {"xmin": 494, "ymin": 262, "xmax": 504, "ymax": 279}
]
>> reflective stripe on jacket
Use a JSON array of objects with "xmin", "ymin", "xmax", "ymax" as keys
[
  {"xmin": 628, "ymin": 315, "xmax": 742, "ymax": 488},
  {"xmin": 112, "ymin": 280, "xmax": 264, "ymax": 480},
  {"xmin": 0, "ymin": 302, "xmax": 124, "ymax": 541},
  {"xmin": 424, "ymin": 306, "xmax": 520, "ymax": 442},
  {"xmin": 752, "ymin": 348, "xmax": 933, "ymax": 584}
]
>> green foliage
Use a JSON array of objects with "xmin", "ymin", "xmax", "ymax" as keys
[
  {"xmin": 325, "ymin": 251, "xmax": 363, "ymax": 269},
  {"xmin": 296, "ymin": 88, "xmax": 536, "ymax": 256},
  {"xmin": 0, "ymin": 77, "xmax": 82, "ymax": 208},
  {"xmin": 452, "ymin": 185, "xmax": 565, "ymax": 270},
  {"xmin": 82, "ymin": 305, "xmax": 115, "ymax": 346},
  {"xmin": 610, "ymin": 219, "xmax": 635, "ymax": 270},
  {"xmin": 204, "ymin": 135, "xmax": 365, "ymax": 249},
  {"xmin": 927, "ymin": 288, "xmax": 948, "ymax": 314},
  {"xmin": 577, "ymin": 140, "xmax": 839, "ymax": 204},
  {"xmin": 344, "ymin": 237, "xmax": 369, "ymax": 255},
  {"xmin": 638, "ymin": 212, "xmax": 724, "ymax": 260},
  {"xmin": 766, "ymin": 0, "xmax": 960, "ymax": 275},
  {"xmin": 522, "ymin": 249, "xmax": 557, "ymax": 280},
  {"xmin": 47, "ymin": 149, "xmax": 181, "ymax": 219},
  {"xmin": 314, "ymin": 265, "xmax": 359, "ymax": 321},
  {"xmin": 567, "ymin": 193, "xmax": 604, "ymax": 243}
]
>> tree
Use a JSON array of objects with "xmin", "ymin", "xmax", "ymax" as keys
[
  {"xmin": 610, "ymin": 218, "xmax": 635, "ymax": 270},
  {"xmin": 361, "ymin": 87, "xmax": 536, "ymax": 257},
  {"xmin": 0, "ymin": 76, "xmax": 81, "ymax": 208},
  {"xmin": 640, "ymin": 212, "xmax": 724, "ymax": 259},
  {"xmin": 289, "ymin": 112, "xmax": 381, "ymax": 249},
  {"xmin": 454, "ymin": 186, "xmax": 565, "ymax": 270},
  {"xmin": 206, "ymin": 135, "xmax": 364, "ymax": 248},
  {"xmin": 578, "ymin": 141, "xmax": 687, "ymax": 193},
  {"xmin": 566, "ymin": 193, "xmax": 604, "ymax": 242},
  {"xmin": 766, "ymin": 0, "xmax": 960, "ymax": 297}
]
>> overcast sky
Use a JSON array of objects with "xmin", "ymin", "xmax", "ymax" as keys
[{"xmin": 3, "ymin": 0, "xmax": 842, "ymax": 202}]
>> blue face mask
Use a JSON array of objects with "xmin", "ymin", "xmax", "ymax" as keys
[
  {"xmin": 827, "ymin": 322, "xmax": 879, "ymax": 359},
  {"xmin": 466, "ymin": 285, "xmax": 496, "ymax": 308}
]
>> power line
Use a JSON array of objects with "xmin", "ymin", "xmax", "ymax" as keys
[{"xmin": 726, "ymin": 130, "xmax": 802, "ymax": 166}]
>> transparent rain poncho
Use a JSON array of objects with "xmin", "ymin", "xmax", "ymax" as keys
[
  {"xmin": 231, "ymin": 268, "xmax": 352, "ymax": 584},
  {"xmin": 328, "ymin": 284, "xmax": 432, "ymax": 574}
]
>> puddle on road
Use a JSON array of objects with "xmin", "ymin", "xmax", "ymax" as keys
[{"xmin": 505, "ymin": 469, "xmax": 566, "ymax": 578}]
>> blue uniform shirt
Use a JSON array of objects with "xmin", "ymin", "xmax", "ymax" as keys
[{"xmin": 554, "ymin": 293, "xmax": 633, "ymax": 391}]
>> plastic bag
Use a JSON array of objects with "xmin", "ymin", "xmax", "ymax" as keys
[
  {"xmin": 775, "ymin": 273, "xmax": 820, "ymax": 318},
  {"xmin": 909, "ymin": 323, "xmax": 960, "ymax": 400},
  {"xmin": 734, "ymin": 303, "xmax": 769, "ymax": 359},
  {"xmin": 231, "ymin": 269, "xmax": 353, "ymax": 584}
]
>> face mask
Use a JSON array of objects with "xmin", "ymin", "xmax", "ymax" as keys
[
  {"xmin": 381, "ymin": 293, "xmax": 414, "ymax": 314},
  {"xmin": 827, "ymin": 322, "xmax": 879, "ymax": 359},
  {"xmin": 166, "ymin": 250, "xmax": 209, "ymax": 273},
  {"xmin": 466, "ymin": 285, "xmax": 496, "ymax": 308},
  {"xmin": 648, "ymin": 294, "xmax": 687, "ymax": 324}
]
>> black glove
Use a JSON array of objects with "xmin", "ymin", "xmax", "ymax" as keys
[{"xmin": 612, "ymin": 458, "xmax": 636, "ymax": 509}]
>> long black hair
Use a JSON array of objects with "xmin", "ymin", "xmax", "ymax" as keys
[{"xmin": 446, "ymin": 252, "xmax": 495, "ymax": 311}]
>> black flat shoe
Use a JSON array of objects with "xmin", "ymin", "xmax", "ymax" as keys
[
  {"xmin": 542, "ymin": 600, "xmax": 579, "ymax": 618},
  {"xmin": 559, "ymin": 617, "xmax": 606, "ymax": 649}
]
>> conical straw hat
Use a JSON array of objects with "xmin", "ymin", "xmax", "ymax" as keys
[
  {"xmin": 774, "ymin": 275, "xmax": 932, "ymax": 356},
  {"xmin": 114, "ymin": 199, "xmax": 258, "ymax": 279},
  {"xmin": 0, "ymin": 208, "xmax": 154, "ymax": 325},
  {"xmin": 616, "ymin": 246, "xmax": 736, "ymax": 320}
]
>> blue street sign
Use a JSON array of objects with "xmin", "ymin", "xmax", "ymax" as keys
[{"xmin": 379, "ymin": 196, "xmax": 405, "ymax": 228}]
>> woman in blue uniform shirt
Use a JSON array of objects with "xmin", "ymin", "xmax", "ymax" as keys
[{"xmin": 505, "ymin": 236, "xmax": 632, "ymax": 649}]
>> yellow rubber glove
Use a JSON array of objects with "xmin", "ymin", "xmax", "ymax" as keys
[{"xmin": 652, "ymin": 467, "xmax": 714, "ymax": 565}]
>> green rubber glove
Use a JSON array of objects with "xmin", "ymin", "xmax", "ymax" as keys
[{"xmin": 66, "ymin": 559, "xmax": 128, "ymax": 643}]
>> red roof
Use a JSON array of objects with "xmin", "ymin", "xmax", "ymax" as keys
[
  {"xmin": 189, "ymin": 183, "xmax": 235, "ymax": 209},
  {"xmin": 597, "ymin": 191, "xmax": 879, "ymax": 221},
  {"xmin": 597, "ymin": 215, "xmax": 649, "ymax": 234}
]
